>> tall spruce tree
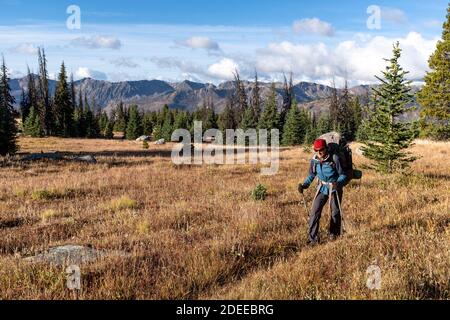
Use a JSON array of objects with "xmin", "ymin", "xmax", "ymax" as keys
[
  {"xmin": 316, "ymin": 112, "xmax": 333, "ymax": 135},
  {"xmin": 418, "ymin": 4, "xmax": 450, "ymax": 140},
  {"xmin": 251, "ymin": 71, "xmax": 262, "ymax": 120},
  {"xmin": 54, "ymin": 62, "xmax": 73, "ymax": 137},
  {"xmin": 304, "ymin": 111, "xmax": 318, "ymax": 145},
  {"xmin": 84, "ymin": 96, "xmax": 99, "ymax": 138},
  {"xmin": 25, "ymin": 67, "xmax": 38, "ymax": 122},
  {"xmin": 37, "ymin": 48, "xmax": 53, "ymax": 135},
  {"xmin": 337, "ymin": 80, "xmax": 356, "ymax": 140},
  {"xmin": 125, "ymin": 105, "xmax": 143, "ymax": 140},
  {"xmin": 258, "ymin": 83, "xmax": 280, "ymax": 144},
  {"xmin": 73, "ymin": 89, "xmax": 86, "ymax": 137},
  {"xmin": 113, "ymin": 101, "xmax": 127, "ymax": 133},
  {"xmin": 240, "ymin": 102, "xmax": 258, "ymax": 130},
  {"xmin": 329, "ymin": 80, "xmax": 339, "ymax": 130},
  {"xmin": 280, "ymin": 72, "xmax": 294, "ymax": 131},
  {"xmin": 281, "ymin": 98, "xmax": 304, "ymax": 146},
  {"xmin": 161, "ymin": 107, "xmax": 174, "ymax": 141},
  {"xmin": 233, "ymin": 71, "xmax": 248, "ymax": 125},
  {"xmin": 23, "ymin": 106, "xmax": 43, "ymax": 137},
  {"xmin": 0, "ymin": 57, "xmax": 18, "ymax": 155},
  {"xmin": 19, "ymin": 87, "xmax": 30, "ymax": 125},
  {"xmin": 218, "ymin": 95, "xmax": 236, "ymax": 135},
  {"xmin": 361, "ymin": 42, "xmax": 418, "ymax": 174},
  {"xmin": 142, "ymin": 113, "xmax": 154, "ymax": 135}
]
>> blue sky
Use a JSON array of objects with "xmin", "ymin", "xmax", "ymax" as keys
[{"xmin": 0, "ymin": 0, "xmax": 448, "ymax": 86}]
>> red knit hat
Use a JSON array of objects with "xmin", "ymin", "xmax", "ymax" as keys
[{"xmin": 313, "ymin": 139, "xmax": 327, "ymax": 151}]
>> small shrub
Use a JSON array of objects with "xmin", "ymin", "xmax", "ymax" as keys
[
  {"xmin": 143, "ymin": 141, "xmax": 149, "ymax": 149},
  {"xmin": 12, "ymin": 187, "xmax": 27, "ymax": 197},
  {"xmin": 31, "ymin": 190, "xmax": 54, "ymax": 200},
  {"xmin": 251, "ymin": 184, "xmax": 268, "ymax": 201},
  {"xmin": 136, "ymin": 220, "xmax": 150, "ymax": 235},
  {"xmin": 108, "ymin": 196, "xmax": 138, "ymax": 211}
]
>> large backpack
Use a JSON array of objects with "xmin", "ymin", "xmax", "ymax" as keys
[{"xmin": 314, "ymin": 132, "xmax": 356, "ymax": 186}]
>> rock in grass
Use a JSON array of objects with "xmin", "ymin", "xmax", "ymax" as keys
[
  {"xmin": 23, "ymin": 245, "xmax": 127, "ymax": 266},
  {"xmin": 24, "ymin": 245, "xmax": 105, "ymax": 266},
  {"xmin": 155, "ymin": 139, "xmax": 165, "ymax": 145},
  {"xmin": 73, "ymin": 155, "xmax": 97, "ymax": 164},
  {"xmin": 136, "ymin": 135, "xmax": 151, "ymax": 142}
]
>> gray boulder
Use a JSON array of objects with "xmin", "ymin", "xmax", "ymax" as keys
[
  {"xmin": 24, "ymin": 245, "xmax": 106, "ymax": 266},
  {"xmin": 136, "ymin": 135, "xmax": 151, "ymax": 142},
  {"xmin": 155, "ymin": 139, "xmax": 166, "ymax": 145},
  {"xmin": 73, "ymin": 155, "xmax": 97, "ymax": 164}
]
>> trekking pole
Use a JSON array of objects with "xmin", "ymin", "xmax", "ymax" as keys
[
  {"xmin": 300, "ymin": 192, "xmax": 309, "ymax": 222},
  {"xmin": 334, "ymin": 187, "xmax": 345, "ymax": 234},
  {"xmin": 329, "ymin": 183, "xmax": 345, "ymax": 235}
]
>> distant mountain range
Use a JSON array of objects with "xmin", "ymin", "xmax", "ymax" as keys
[{"xmin": 8, "ymin": 77, "xmax": 422, "ymax": 118}]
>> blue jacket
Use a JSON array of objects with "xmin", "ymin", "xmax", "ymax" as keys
[{"xmin": 303, "ymin": 154, "xmax": 347, "ymax": 195}]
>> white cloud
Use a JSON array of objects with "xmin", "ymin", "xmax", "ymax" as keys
[
  {"xmin": 381, "ymin": 7, "xmax": 407, "ymax": 24},
  {"xmin": 176, "ymin": 36, "xmax": 220, "ymax": 51},
  {"xmin": 110, "ymin": 57, "xmax": 138, "ymax": 68},
  {"xmin": 71, "ymin": 35, "xmax": 122, "ymax": 49},
  {"xmin": 255, "ymin": 32, "xmax": 438, "ymax": 86},
  {"xmin": 207, "ymin": 58, "xmax": 239, "ymax": 80},
  {"xmin": 293, "ymin": 18, "xmax": 335, "ymax": 37},
  {"xmin": 150, "ymin": 56, "xmax": 205, "ymax": 75},
  {"xmin": 9, "ymin": 43, "xmax": 38, "ymax": 55},
  {"xmin": 74, "ymin": 67, "xmax": 107, "ymax": 80}
]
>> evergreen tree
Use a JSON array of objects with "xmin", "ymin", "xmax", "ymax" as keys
[
  {"xmin": 251, "ymin": 71, "xmax": 262, "ymax": 120},
  {"xmin": 152, "ymin": 123, "xmax": 163, "ymax": 140},
  {"xmin": 0, "ymin": 57, "xmax": 18, "ymax": 155},
  {"xmin": 233, "ymin": 71, "xmax": 248, "ymax": 125},
  {"xmin": 329, "ymin": 80, "xmax": 339, "ymax": 130},
  {"xmin": 54, "ymin": 62, "xmax": 73, "ymax": 137},
  {"xmin": 19, "ymin": 87, "xmax": 30, "ymax": 125},
  {"xmin": 280, "ymin": 72, "xmax": 294, "ymax": 131},
  {"xmin": 142, "ymin": 113, "xmax": 154, "ymax": 136},
  {"xmin": 161, "ymin": 107, "xmax": 173, "ymax": 141},
  {"xmin": 240, "ymin": 104, "xmax": 258, "ymax": 130},
  {"xmin": 73, "ymin": 89, "xmax": 86, "ymax": 137},
  {"xmin": 258, "ymin": 83, "xmax": 280, "ymax": 144},
  {"xmin": 316, "ymin": 112, "xmax": 332, "ymax": 135},
  {"xmin": 104, "ymin": 119, "xmax": 114, "ymax": 139},
  {"xmin": 113, "ymin": 101, "xmax": 127, "ymax": 132},
  {"xmin": 125, "ymin": 105, "xmax": 143, "ymax": 140},
  {"xmin": 337, "ymin": 80, "xmax": 356, "ymax": 140},
  {"xmin": 84, "ymin": 97, "xmax": 99, "ymax": 138},
  {"xmin": 304, "ymin": 112, "xmax": 318, "ymax": 145},
  {"xmin": 23, "ymin": 106, "xmax": 43, "ymax": 137},
  {"xmin": 281, "ymin": 98, "xmax": 305, "ymax": 146},
  {"xmin": 351, "ymin": 96, "xmax": 363, "ymax": 136},
  {"xmin": 24, "ymin": 67, "xmax": 38, "ymax": 124},
  {"xmin": 418, "ymin": 4, "xmax": 450, "ymax": 140},
  {"xmin": 203, "ymin": 107, "xmax": 217, "ymax": 131},
  {"xmin": 218, "ymin": 95, "xmax": 236, "ymax": 135},
  {"xmin": 37, "ymin": 48, "xmax": 53, "ymax": 135},
  {"xmin": 172, "ymin": 111, "xmax": 188, "ymax": 131},
  {"xmin": 98, "ymin": 111, "xmax": 109, "ymax": 137},
  {"xmin": 361, "ymin": 42, "xmax": 418, "ymax": 174}
]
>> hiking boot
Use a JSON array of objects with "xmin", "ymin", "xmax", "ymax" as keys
[
  {"xmin": 328, "ymin": 234, "xmax": 339, "ymax": 241},
  {"xmin": 307, "ymin": 240, "xmax": 319, "ymax": 247}
]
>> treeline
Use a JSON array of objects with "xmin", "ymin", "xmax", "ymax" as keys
[{"xmin": 87, "ymin": 72, "xmax": 363, "ymax": 146}]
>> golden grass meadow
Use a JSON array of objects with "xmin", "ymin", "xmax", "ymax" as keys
[{"xmin": 0, "ymin": 137, "xmax": 448, "ymax": 299}]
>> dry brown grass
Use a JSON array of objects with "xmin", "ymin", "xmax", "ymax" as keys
[{"xmin": 0, "ymin": 137, "xmax": 448, "ymax": 300}]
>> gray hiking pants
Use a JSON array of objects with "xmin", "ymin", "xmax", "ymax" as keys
[{"xmin": 308, "ymin": 189, "xmax": 343, "ymax": 242}]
